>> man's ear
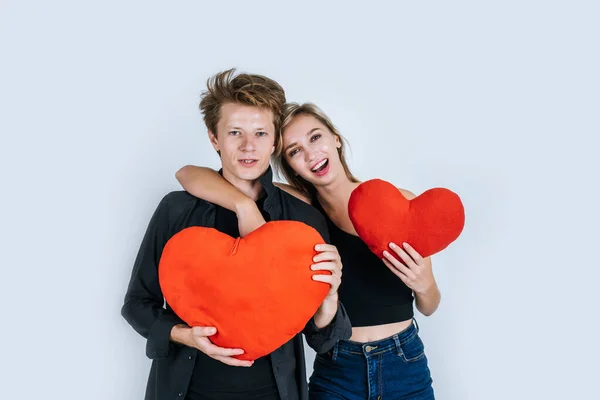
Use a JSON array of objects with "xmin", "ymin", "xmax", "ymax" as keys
[{"xmin": 208, "ymin": 130, "xmax": 219, "ymax": 152}]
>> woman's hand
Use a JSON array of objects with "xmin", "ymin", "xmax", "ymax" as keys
[{"xmin": 382, "ymin": 242, "xmax": 435, "ymax": 295}]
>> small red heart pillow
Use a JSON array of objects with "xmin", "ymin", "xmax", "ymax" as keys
[
  {"xmin": 158, "ymin": 221, "xmax": 329, "ymax": 361},
  {"xmin": 348, "ymin": 179, "xmax": 465, "ymax": 259}
]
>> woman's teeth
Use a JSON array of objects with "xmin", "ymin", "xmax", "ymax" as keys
[{"xmin": 311, "ymin": 159, "xmax": 328, "ymax": 172}]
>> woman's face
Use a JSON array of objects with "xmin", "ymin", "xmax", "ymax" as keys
[{"xmin": 281, "ymin": 114, "xmax": 343, "ymax": 187}]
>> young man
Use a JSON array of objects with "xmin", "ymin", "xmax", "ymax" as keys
[{"xmin": 121, "ymin": 69, "xmax": 351, "ymax": 400}]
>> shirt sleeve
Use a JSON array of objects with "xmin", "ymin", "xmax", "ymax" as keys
[
  {"xmin": 302, "ymin": 301, "xmax": 352, "ymax": 354},
  {"xmin": 121, "ymin": 194, "xmax": 186, "ymax": 359},
  {"xmin": 301, "ymin": 208, "xmax": 351, "ymax": 352},
  {"xmin": 311, "ymin": 212, "xmax": 331, "ymax": 244}
]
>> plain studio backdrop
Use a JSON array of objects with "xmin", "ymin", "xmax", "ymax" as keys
[{"xmin": 1, "ymin": 1, "xmax": 598, "ymax": 399}]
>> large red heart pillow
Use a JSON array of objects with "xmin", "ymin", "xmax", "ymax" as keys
[
  {"xmin": 158, "ymin": 220, "xmax": 329, "ymax": 361},
  {"xmin": 348, "ymin": 179, "xmax": 465, "ymax": 259}
]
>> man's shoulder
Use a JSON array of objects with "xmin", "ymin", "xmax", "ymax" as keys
[
  {"xmin": 277, "ymin": 188, "xmax": 322, "ymax": 219},
  {"xmin": 159, "ymin": 189, "xmax": 196, "ymax": 205},
  {"xmin": 158, "ymin": 190, "xmax": 209, "ymax": 215},
  {"xmin": 275, "ymin": 188, "xmax": 329, "ymax": 241}
]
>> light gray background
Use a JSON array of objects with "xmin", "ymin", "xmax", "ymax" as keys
[{"xmin": 1, "ymin": 1, "xmax": 598, "ymax": 399}]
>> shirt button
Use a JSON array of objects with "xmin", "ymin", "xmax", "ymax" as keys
[
  {"xmin": 188, "ymin": 356, "xmax": 193, "ymax": 360},
  {"xmin": 178, "ymin": 392, "xmax": 184, "ymax": 397}
]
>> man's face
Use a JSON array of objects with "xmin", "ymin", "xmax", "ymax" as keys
[{"xmin": 209, "ymin": 103, "xmax": 276, "ymax": 185}]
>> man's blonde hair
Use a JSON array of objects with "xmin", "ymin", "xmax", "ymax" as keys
[{"xmin": 199, "ymin": 68, "xmax": 286, "ymax": 149}]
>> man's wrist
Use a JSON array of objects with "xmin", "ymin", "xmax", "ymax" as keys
[
  {"xmin": 170, "ymin": 324, "xmax": 190, "ymax": 345},
  {"xmin": 314, "ymin": 295, "xmax": 339, "ymax": 328},
  {"xmin": 322, "ymin": 293, "xmax": 339, "ymax": 307}
]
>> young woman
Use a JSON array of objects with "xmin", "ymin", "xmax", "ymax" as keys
[{"xmin": 176, "ymin": 103, "xmax": 440, "ymax": 399}]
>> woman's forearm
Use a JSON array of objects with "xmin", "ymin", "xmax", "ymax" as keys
[
  {"xmin": 175, "ymin": 165, "xmax": 251, "ymax": 213},
  {"xmin": 414, "ymin": 283, "xmax": 441, "ymax": 316}
]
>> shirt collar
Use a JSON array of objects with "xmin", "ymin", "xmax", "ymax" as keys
[{"xmin": 216, "ymin": 166, "xmax": 281, "ymax": 214}]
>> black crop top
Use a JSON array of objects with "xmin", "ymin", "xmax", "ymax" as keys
[{"xmin": 314, "ymin": 201, "xmax": 414, "ymax": 327}]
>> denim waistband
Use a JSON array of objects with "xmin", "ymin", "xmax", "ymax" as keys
[{"xmin": 334, "ymin": 319, "xmax": 419, "ymax": 357}]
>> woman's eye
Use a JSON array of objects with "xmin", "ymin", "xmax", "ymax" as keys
[
  {"xmin": 289, "ymin": 149, "xmax": 299, "ymax": 157},
  {"xmin": 310, "ymin": 134, "xmax": 321, "ymax": 142}
]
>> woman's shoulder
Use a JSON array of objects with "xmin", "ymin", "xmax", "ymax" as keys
[{"xmin": 397, "ymin": 187, "xmax": 417, "ymax": 200}]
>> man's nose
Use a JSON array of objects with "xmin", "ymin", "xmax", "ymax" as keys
[{"xmin": 240, "ymin": 135, "xmax": 256, "ymax": 151}]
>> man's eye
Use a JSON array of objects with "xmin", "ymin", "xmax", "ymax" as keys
[
  {"xmin": 230, "ymin": 130, "xmax": 241, "ymax": 136},
  {"xmin": 257, "ymin": 131, "xmax": 267, "ymax": 137}
]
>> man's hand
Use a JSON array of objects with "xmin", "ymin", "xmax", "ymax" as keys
[
  {"xmin": 170, "ymin": 325, "xmax": 253, "ymax": 367},
  {"xmin": 311, "ymin": 244, "xmax": 343, "ymax": 297},
  {"xmin": 310, "ymin": 244, "xmax": 343, "ymax": 328}
]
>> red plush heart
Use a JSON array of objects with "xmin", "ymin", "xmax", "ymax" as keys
[
  {"xmin": 158, "ymin": 221, "xmax": 329, "ymax": 361},
  {"xmin": 348, "ymin": 179, "xmax": 465, "ymax": 259}
]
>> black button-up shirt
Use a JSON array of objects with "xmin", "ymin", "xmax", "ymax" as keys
[{"xmin": 121, "ymin": 167, "xmax": 352, "ymax": 400}]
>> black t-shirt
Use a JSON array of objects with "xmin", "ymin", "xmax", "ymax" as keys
[
  {"xmin": 314, "ymin": 200, "xmax": 414, "ymax": 327},
  {"xmin": 186, "ymin": 197, "xmax": 280, "ymax": 400}
]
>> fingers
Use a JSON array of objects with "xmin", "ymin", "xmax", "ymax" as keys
[
  {"xmin": 387, "ymin": 243, "xmax": 418, "ymax": 269},
  {"xmin": 188, "ymin": 326, "xmax": 253, "ymax": 367},
  {"xmin": 394, "ymin": 242, "xmax": 423, "ymax": 265},
  {"xmin": 312, "ymin": 273, "xmax": 341, "ymax": 289},
  {"xmin": 191, "ymin": 327, "xmax": 245, "ymax": 357},
  {"xmin": 315, "ymin": 244, "xmax": 337, "ymax": 253},
  {"xmin": 312, "ymin": 245, "xmax": 342, "ymax": 293},
  {"xmin": 311, "ymin": 261, "xmax": 338, "ymax": 273},
  {"xmin": 213, "ymin": 355, "xmax": 254, "ymax": 367},
  {"xmin": 201, "ymin": 341, "xmax": 245, "ymax": 357},
  {"xmin": 382, "ymin": 257, "xmax": 410, "ymax": 285},
  {"xmin": 191, "ymin": 326, "xmax": 217, "ymax": 337},
  {"xmin": 313, "ymin": 244, "xmax": 341, "ymax": 265},
  {"xmin": 312, "ymin": 251, "xmax": 340, "ymax": 264},
  {"xmin": 382, "ymin": 250, "xmax": 415, "ymax": 280}
]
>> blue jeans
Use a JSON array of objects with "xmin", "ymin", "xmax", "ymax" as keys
[{"xmin": 309, "ymin": 320, "xmax": 434, "ymax": 399}]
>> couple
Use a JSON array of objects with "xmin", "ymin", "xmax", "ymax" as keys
[{"xmin": 122, "ymin": 68, "xmax": 439, "ymax": 400}]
